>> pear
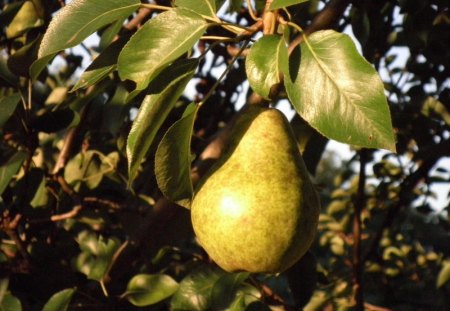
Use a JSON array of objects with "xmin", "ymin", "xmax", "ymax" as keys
[{"xmin": 191, "ymin": 105, "xmax": 320, "ymax": 273}]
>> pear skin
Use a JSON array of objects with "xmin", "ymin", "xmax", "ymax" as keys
[{"xmin": 191, "ymin": 105, "xmax": 320, "ymax": 273}]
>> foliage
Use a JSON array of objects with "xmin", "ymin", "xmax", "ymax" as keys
[{"xmin": 0, "ymin": 0, "xmax": 449, "ymax": 310}]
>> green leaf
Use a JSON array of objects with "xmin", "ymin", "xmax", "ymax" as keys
[
  {"xmin": 42, "ymin": 288, "xmax": 76, "ymax": 311},
  {"xmin": 64, "ymin": 150, "xmax": 103, "ymax": 191},
  {"xmin": 7, "ymin": 35, "xmax": 42, "ymax": 77},
  {"xmin": 170, "ymin": 266, "xmax": 225, "ymax": 311},
  {"xmin": 0, "ymin": 151, "xmax": 27, "ymax": 197},
  {"xmin": 5, "ymin": 1, "xmax": 43, "ymax": 38},
  {"xmin": 0, "ymin": 293, "xmax": 22, "ymax": 311},
  {"xmin": 102, "ymin": 85, "xmax": 129, "ymax": 136},
  {"xmin": 99, "ymin": 19, "xmax": 125, "ymax": 51},
  {"xmin": 71, "ymin": 35, "xmax": 130, "ymax": 92},
  {"xmin": 117, "ymin": 8, "xmax": 206, "ymax": 91},
  {"xmin": 285, "ymin": 30, "xmax": 396, "ymax": 151},
  {"xmin": 155, "ymin": 103, "xmax": 198, "ymax": 209},
  {"xmin": 31, "ymin": 109, "xmax": 79, "ymax": 133},
  {"xmin": 31, "ymin": 0, "xmax": 140, "ymax": 80},
  {"xmin": 0, "ymin": 56, "xmax": 19, "ymax": 86},
  {"xmin": 75, "ymin": 232, "xmax": 120, "ymax": 281},
  {"xmin": 246, "ymin": 35, "xmax": 288, "ymax": 100},
  {"xmin": 123, "ymin": 274, "xmax": 179, "ymax": 307},
  {"xmin": 269, "ymin": 0, "xmax": 309, "ymax": 10},
  {"xmin": 127, "ymin": 58, "xmax": 198, "ymax": 184},
  {"xmin": 0, "ymin": 93, "xmax": 20, "ymax": 128},
  {"xmin": 437, "ymin": 261, "xmax": 450, "ymax": 288},
  {"xmin": 174, "ymin": 0, "xmax": 217, "ymax": 18},
  {"xmin": 210, "ymin": 272, "xmax": 250, "ymax": 310},
  {"xmin": 229, "ymin": 0, "xmax": 241, "ymax": 11}
]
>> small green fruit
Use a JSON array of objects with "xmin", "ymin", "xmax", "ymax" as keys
[{"xmin": 191, "ymin": 105, "xmax": 320, "ymax": 273}]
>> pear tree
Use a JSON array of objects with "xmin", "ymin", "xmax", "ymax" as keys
[{"xmin": 0, "ymin": 0, "xmax": 449, "ymax": 310}]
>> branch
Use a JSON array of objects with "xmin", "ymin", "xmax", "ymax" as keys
[{"xmin": 352, "ymin": 149, "xmax": 368, "ymax": 311}]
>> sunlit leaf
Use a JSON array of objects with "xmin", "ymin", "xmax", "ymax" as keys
[
  {"xmin": 123, "ymin": 274, "xmax": 178, "ymax": 307},
  {"xmin": 0, "ymin": 151, "xmax": 27, "ymax": 197},
  {"xmin": 246, "ymin": 35, "xmax": 288, "ymax": 100},
  {"xmin": 269, "ymin": 0, "xmax": 309, "ymax": 10},
  {"xmin": 155, "ymin": 103, "xmax": 198, "ymax": 209},
  {"xmin": 42, "ymin": 288, "xmax": 76, "ymax": 311},
  {"xmin": 437, "ymin": 261, "xmax": 450, "ymax": 288},
  {"xmin": 285, "ymin": 30, "xmax": 396, "ymax": 151},
  {"xmin": 31, "ymin": 0, "xmax": 140, "ymax": 79},
  {"xmin": 5, "ymin": 1, "xmax": 43, "ymax": 38},
  {"xmin": 175, "ymin": 0, "xmax": 217, "ymax": 18},
  {"xmin": 127, "ymin": 58, "xmax": 198, "ymax": 184},
  {"xmin": 117, "ymin": 8, "xmax": 206, "ymax": 91}
]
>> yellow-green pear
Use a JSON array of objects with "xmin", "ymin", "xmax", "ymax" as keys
[{"xmin": 191, "ymin": 105, "xmax": 320, "ymax": 273}]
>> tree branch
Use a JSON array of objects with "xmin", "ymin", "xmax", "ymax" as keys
[{"xmin": 353, "ymin": 149, "xmax": 368, "ymax": 311}]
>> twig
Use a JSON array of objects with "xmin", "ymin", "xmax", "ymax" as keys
[
  {"xmin": 0, "ymin": 212, "xmax": 33, "ymax": 269},
  {"xmin": 353, "ymin": 149, "xmax": 368, "ymax": 311},
  {"xmin": 123, "ymin": 8, "xmax": 152, "ymax": 31},
  {"xmin": 50, "ymin": 205, "xmax": 83, "ymax": 222},
  {"xmin": 288, "ymin": 0, "xmax": 351, "ymax": 53}
]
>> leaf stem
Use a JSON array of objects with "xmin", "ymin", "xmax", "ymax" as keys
[
  {"xmin": 100, "ymin": 280, "xmax": 109, "ymax": 297},
  {"xmin": 246, "ymin": 0, "xmax": 261, "ymax": 21}
]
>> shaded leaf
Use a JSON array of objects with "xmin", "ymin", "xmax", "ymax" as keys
[
  {"xmin": 0, "ymin": 93, "xmax": 20, "ymax": 128},
  {"xmin": 75, "ymin": 232, "xmax": 120, "ymax": 281},
  {"xmin": 7, "ymin": 36, "xmax": 42, "ymax": 77},
  {"xmin": 170, "ymin": 266, "xmax": 224, "ymax": 311},
  {"xmin": 210, "ymin": 272, "xmax": 250, "ymax": 310},
  {"xmin": 42, "ymin": 288, "xmax": 76, "ymax": 311},
  {"xmin": 127, "ymin": 58, "xmax": 198, "ymax": 184},
  {"xmin": 174, "ymin": 0, "xmax": 217, "ymax": 18},
  {"xmin": 99, "ymin": 19, "xmax": 125, "ymax": 51},
  {"xmin": 102, "ymin": 85, "xmax": 129, "ymax": 136},
  {"xmin": 123, "ymin": 274, "xmax": 179, "ymax": 307},
  {"xmin": 155, "ymin": 103, "xmax": 198, "ymax": 208},
  {"xmin": 31, "ymin": 109, "xmax": 79, "ymax": 133},
  {"xmin": 285, "ymin": 30, "xmax": 396, "ymax": 151},
  {"xmin": 31, "ymin": 0, "xmax": 140, "ymax": 79},
  {"xmin": 246, "ymin": 35, "xmax": 288, "ymax": 100},
  {"xmin": 0, "ymin": 151, "xmax": 27, "ymax": 197},
  {"xmin": 229, "ymin": 0, "xmax": 241, "ymax": 11},
  {"xmin": 0, "ymin": 56, "xmax": 19, "ymax": 86},
  {"xmin": 71, "ymin": 35, "xmax": 130, "ymax": 92},
  {"xmin": 117, "ymin": 8, "xmax": 206, "ymax": 91},
  {"xmin": 64, "ymin": 150, "xmax": 103, "ymax": 190},
  {"xmin": 269, "ymin": 0, "xmax": 309, "ymax": 10},
  {"xmin": 0, "ymin": 292, "xmax": 22, "ymax": 311}
]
